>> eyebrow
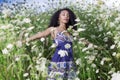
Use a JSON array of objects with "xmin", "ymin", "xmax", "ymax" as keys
[{"xmin": 61, "ymin": 12, "xmax": 69, "ymax": 14}]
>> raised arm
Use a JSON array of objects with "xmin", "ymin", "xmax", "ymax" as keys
[{"xmin": 24, "ymin": 27, "xmax": 54, "ymax": 42}]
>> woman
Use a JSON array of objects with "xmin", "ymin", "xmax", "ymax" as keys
[{"xmin": 24, "ymin": 8, "xmax": 78, "ymax": 80}]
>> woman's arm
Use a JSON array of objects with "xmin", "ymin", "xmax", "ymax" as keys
[{"xmin": 24, "ymin": 27, "xmax": 54, "ymax": 43}]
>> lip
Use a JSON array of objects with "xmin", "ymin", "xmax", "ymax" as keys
[{"xmin": 64, "ymin": 19, "xmax": 69, "ymax": 21}]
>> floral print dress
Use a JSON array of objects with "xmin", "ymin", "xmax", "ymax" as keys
[{"xmin": 46, "ymin": 29, "xmax": 77, "ymax": 80}]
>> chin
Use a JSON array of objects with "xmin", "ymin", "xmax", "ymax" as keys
[{"xmin": 63, "ymin": 21, "xmax": 69, "ymax": 24}]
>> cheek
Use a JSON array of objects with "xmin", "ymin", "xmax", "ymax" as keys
[
  {"xmin": 59, "ymin": 16, "xmax": 64, "ymax": 21},
  {"xmin": 59, "ymin": 16, "xmax": 63, "ymax": 21}
]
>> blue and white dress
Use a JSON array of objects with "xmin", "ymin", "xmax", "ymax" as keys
[{"xmin": 46, "ymin": 30, "xmax": 77, "ymax": 80}]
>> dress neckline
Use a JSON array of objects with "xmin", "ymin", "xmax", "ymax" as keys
[
  {"xmin": 57, "ymin": 30, "xmax": 67, "ymax": 34},
  {"xmin": 51, "ymin": 28, "xmax": 73, "ymax": 41}
]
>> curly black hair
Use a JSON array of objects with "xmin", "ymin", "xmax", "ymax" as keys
[{"xmin": 48, "ymin": 8, "xmax": 77, "ymax": 30}]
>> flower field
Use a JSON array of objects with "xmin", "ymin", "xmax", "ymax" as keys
[{"xmin": 0, "ymin": 0, "xmax": 120, "ymax": 80}]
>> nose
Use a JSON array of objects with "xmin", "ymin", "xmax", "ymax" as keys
[{"xmin": 65, "ymin": 15, "xmax": 69, "ymax": 19}]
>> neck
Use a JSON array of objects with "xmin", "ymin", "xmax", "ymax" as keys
[{"xmin": 59, "ymin": 23, "xmax": 66, "ymax": 30}]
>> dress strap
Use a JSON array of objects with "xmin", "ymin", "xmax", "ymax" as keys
[
  {"xmin": 61, "ymin": 30, "xmax": 67, "ymax": 34},
  {"xmin": 50, "ymin": 27, "xmax": 57, "ymax": 39},
  {"xmin": 50, "ymin": 27, "xmax": 56, "ymax": 32}
]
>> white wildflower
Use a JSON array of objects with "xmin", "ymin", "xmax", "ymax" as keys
[
  {"xmin": 75, "ymin": 18, "xmax": 80, "ymax": 22},
  {"xmin": 69, "ymin": 25, "xmax": 73, "ymax": 29},
  {"xmin": 42, "ymin": 70, "xmax": 48, "ymax": 77},
  {"xmin": 36, "ymin": 60, "xmax": 41, "ymax": 64},
  {"xmin": 64, "ymin": 43, "xmax": 71, "ymax": 49},
  {"xmin": 15, "ymin": 56, "xmax": 20, "ymax": 61},
  {"xmin": 96, "ymin": 69, "xmax": 99, "ymax": 73},
  {"xmin": 58, "ymin": 50, "xmax": 68, "ymax": 57},
  {"xmin": 103, "ymin": 37, "xmax": 108, "ymax": 42},
  {"xmin": 57, "ymin": 78, "xmax": 63, "ymax": 80},
  {"xmin": 91, "ymin": 64, "xmax": 96, "ymax": 68},
  {"xmin": 110, "ymin": 45, "xmax": 115, "ymax": 49},
  {"xmin": 87, "ymin": 56, "xmax": 95, "ymax": 64},
  {"xmin": 40, "ymin": 37, "xmax": 45, "ymax": 42},
  {"xmin": 103, "ymin": 57, "xmax": 111, "ymax": 62},
  {"xmin": 77, "ymin": 28, "xmax": 85, "ymax": 32},
  {"xmin": 109, "ymin": 70, "xmax": 114, "ymax": 74},
  {"xmin": 118, "ymin": 42, "xmax": 120, "ymax": 48},
  {"xmin": 90, "ymin": 35, "xmax": 95, "ymax": 38},
  {"xmin": 100, "ymin": 59, "xmax": 104, "ymax": 65},
  {"xmin": 75, "ymin": 58, "xmax": 81, "ymax": 65},
  {"xmin": 86, "ymin": 67, "xmax": 90, "ymax": 71},
  {"xmin": 75, "ymin": 77, "xmax": 80, "ymax": 80},
  {"xmin": 23, "ymin": 73, "xmax": 29, "ymax": 77},
  {"xmin": 110, "ymin": 22, "xmax": 115, "ymax": 27},
  {"xmin": 116, "ymin": 53, "xmax": 120, "ymax": 59},
  {"xmin": 73, "ymin": 37, "xmax": 77, "ymax": 40},
  {"xmin": 7, "ymin": 24, "xmax": 13, "ymax": 28},
  {"xmin": 87, "ymin": 43, "xmax": 93, "ymax": 49},
  {"xmin": 27, "ymin": 26, "xmax": 34, "ymax": 31},
  {"xmin": 98, "ymin": 26, "xmax": 103, "ymax": 31},
  {"xmin": 26, "ymin": 42, "xmax": 30, "ymax": 46},
  {"xmin": 35, "ymin": 65, "xmax": 40, "ymax": 71},
  {"xmin": 55, "ymin": 72, "xmax": 63, "ymax": 77},
  {"xmin": 79, "ymin": 38, "xmax": 85, "ymax": 41},
  {"xmin": 35, "ymin": 64, "xmax": 46, "ymax": 72},
  {"xmin": 24, "ymin": 33, "xmax": 29, "ymax": 38},
  {"xmin": 112, "ymin": 52, "xmax": 116, "ymax": 56},
  {"xmin": 73, "ymin": 32, "xmax": 79, "ymax": 36},
  {"xmin": 2, "ymin": 48, "xmax": 9, "ymax": 54},
  {"xmin": 106, "ymin": 31, "xmax": 112, "ymax": 35},
  {"xmin": 82, "ymin": 47, "xmax": 88, "ymax": 52},
  {"xmin": 7, "ymin": 43, "xmax": 13, "ymax": 49},
  {"xmin": 0, "ymin": 24, "xmax": 12, "ymax": 29},
  {"xmin": 111, "ymin": 71, "xmax": 120, "ymax": 80},
  {"xmin": 108, "ymin": 68, "xmax": 115, "ymax": 74},
  {"xmin": 67, "ymin": 26, "xmax": 73, "ymax": 31},
  {"xmin": 16, "ymin": 40, "xmax": 22, "ymax": 47},
  {"xmin": 38, "ymin": 53, "xmax": 42, "ymax": 57},
  {"xmin": 2, "ymin": 9, "xmax": 11, "ymax": 18},
  {"xmin": 76, "ymin": 71, "xmax": 80, "ymax": 75},
  {"xmin": 31, "ymin": 45, "xmax": 36, "ymax": 50},
  {"xmin": 49, "ymin": 71, "xmax": 55, "ymax": 78},
  {"xmin": 50, "ymin": 43, "xmax": 57, "ymax": 48},
  {"xmin": 87, "ymin": 77, "xmax": 91, "ymax": 80},
  {"xmin": 23, "ymin": 18, "xmax": 31, "ymax": 23},
  {"xmin": 26, "ymin": 78, "xmax": 30, "ymax": 80},
  {"xmin": 35, "ymin": 57, "xmax": 47, "ymax": 72}
]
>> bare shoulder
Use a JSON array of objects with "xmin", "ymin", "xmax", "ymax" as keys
[{"xmin": 48, "ymin": 26, "xmax": 57, "ymax": 32}]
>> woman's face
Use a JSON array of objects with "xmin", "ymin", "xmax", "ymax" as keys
[{"xmin": 59, "ymin": 10, "xmax": 69, "ymax": 24}]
